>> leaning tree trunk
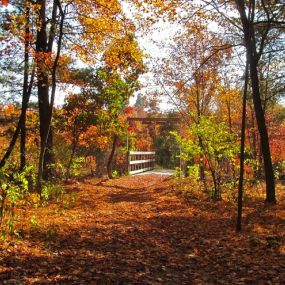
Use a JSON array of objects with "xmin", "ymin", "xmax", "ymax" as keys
[
  {"xmin": 0, "ymin": 2, "xmax": 34, "ymax": 169},
  {"xmin": 0, "ymin": 72, "xmax": 35, "ymax": 169},
  {"xmin": 0, "ymin": 120, "xmax": 21, "ymax": 168},
  {"xmin": 249, "ymin": 61, "xmax": 275, "ymax": 203},
  {"xmin": 20, "ymin": 3, "xmax": 32, "ymax": 171}
]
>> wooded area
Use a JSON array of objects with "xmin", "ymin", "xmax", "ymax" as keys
[{"xmin": 0, "ymin": 0, "xmax": 285, "ymax": 284}]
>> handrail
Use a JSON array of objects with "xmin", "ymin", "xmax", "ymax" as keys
[
  {"xmin": 129, "ymin": 151, "xmax": 155, "ymax": 155},
  {"xmin": 128, "ymin": 151, "xmax": 155, "ymax": 175}
]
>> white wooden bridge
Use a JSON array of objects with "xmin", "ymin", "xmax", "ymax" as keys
[
  {"xmin": 128, "ymin": 151, "xmax": 175, "ymax": 176},
  {"xmin": 126, "ymin": 116, "xmax": 180, "ymax": 177}
]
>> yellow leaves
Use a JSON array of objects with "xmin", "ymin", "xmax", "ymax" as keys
[
  {"xmin": 6, "ymin": 2, "xmax": 41, "ymax": 39},
  {"xmin": 29, "ymin": 193, "xmax": 41, "ymax": 205},
  {"xmin": 103, "ymin": 35, "xmax": 144, "ymax": 74},
  {"xmin": 97, "ymin": 135, "xmax": 109, "ymax": 149},
  {"xmin": 74, "ymin": 0, "xmax": 122, "ymax": 16},
  {"xmin": 75, "ymin": 14, "xmax": 121, "ymax": 63},
  {"xmin": 71, "ymin": 0, "xmax": 143, "ymax": 69},
  {"xmin": 2, "ymin": 103, "xmax": 19, "ymax": 117},
  {"xmin": 73, "ymin": 0, "xmax": 124, "ymax": 62},
  {"xmin": 133, "ymin": 0, "xmax": 178, "ymax": 17}
]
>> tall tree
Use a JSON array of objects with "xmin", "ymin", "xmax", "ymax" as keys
[
  {"xmin": 233, "ymin": 0, "xmax": 285, "ymax": 203},
  {"xmin": 35, "ymin": 0, "xmax": 66, "ymax": 187}
]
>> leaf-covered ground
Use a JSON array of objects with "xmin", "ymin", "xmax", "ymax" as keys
[{"xmin": 1, "ymin": 175, "xmax": 285, "ymax": 284}]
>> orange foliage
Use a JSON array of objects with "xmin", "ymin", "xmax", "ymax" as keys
[
  {"xmin": 79, "ymin": 125, "xmax": 108, "ymax": 150},
  {"xmin": 270, "ymin": 122, "xmax": 285, "ymax": 163}
]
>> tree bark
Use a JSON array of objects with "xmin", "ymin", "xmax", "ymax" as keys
[
  {"xmin": 20, "ymin": 3, "xmax": 31, "ymax": 171},
  {"xmin": 36, "ymin": 0, "xmax": 50, "ymax": 190},
  {"xmin": 42, "ymin": 128, "xmax": 55, "ymax": 181},
  {"xmin": 237, "ymin": 62, "xmax": 249, "ymax": 232},
  {"xmin": 95, "ymin": 151, "xmax": 105, "ymax": 177},
  {"xmin": 36, "ymin": 0, "xmax": 65, "ymax": 190},
  {"xmin": 249, "ymin": 62, "xmax": 275, "ymax": 202},
  {"xmin": 66, "ymin": 141, "xmax": 77, "ymax": 180},
  {"xmin": 107, "ymin": 135, "xmax": 118, "ymax": 179}
]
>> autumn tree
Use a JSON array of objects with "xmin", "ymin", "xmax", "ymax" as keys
[
  {"xmin": 32, "ymin": 0, "xmax": 141, "ymax": 187},
  {"xmin": 56, "ymin": 33, "xmax": 145, "ymax": 178},
  {"xmin": 55, "ymin": 92, "xmax": 95, "ymax": 179},
  {"xmin": 155, "ymin": 18, "xmax": 238, "ymax": 190}
]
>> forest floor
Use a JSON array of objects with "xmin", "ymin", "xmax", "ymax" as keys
[{"xmin": 0, "ymin": 174, "xmax": 285, "ymax": 285}]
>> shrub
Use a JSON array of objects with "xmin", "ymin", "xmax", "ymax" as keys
[{"xmin": 0, "ymin": 165, "xmax": 35, "ymax": 236}]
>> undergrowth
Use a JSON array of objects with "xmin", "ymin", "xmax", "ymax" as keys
[{"xmin": 0, "ymin": 163, "xmax": 77, "ymax": 240}]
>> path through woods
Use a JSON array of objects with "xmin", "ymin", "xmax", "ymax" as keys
[{"xmin": 1, "ymin": 175, "xmax": 285, "ymax": 284}]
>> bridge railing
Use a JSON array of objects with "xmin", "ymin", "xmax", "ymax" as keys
[{"xmin": 128, "ymin": 151, "xmax": 155, "ymax": 175}]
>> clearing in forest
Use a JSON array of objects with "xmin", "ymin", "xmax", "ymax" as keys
[{"xmin": 0, "ymin": 174, "xmax": 285, "ymax": 284}]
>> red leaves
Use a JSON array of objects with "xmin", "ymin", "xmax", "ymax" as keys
[
  {"xmin": 1, "ymin": 0, "xmax": 8, "ymax": 6},
  {"xmin": 124, "ymin": 105, "xmax": 133, "ymax": 115}
]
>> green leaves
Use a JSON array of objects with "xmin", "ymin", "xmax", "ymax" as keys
[
  {"xmin": 171, "ymin": 115, "xmax": 239, "ymax": 198},
  {"xmin": 0, "ymin": 164, "xmax": 36, "ymax": 235},
  {"xmin": 170, "ymin": 130, "xmax": 201, "ymax": 162},
  {"xmin": 192, "ymin": 116, "xmax": 237, "ymax": 161}
]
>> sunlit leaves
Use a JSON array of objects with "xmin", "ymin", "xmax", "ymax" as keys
[
  {"xmin": 103, "ymin": 34, "xmax": 145, "ymax": 80},
  {"xmin": 71, "ymin": 0, "xmax": 131, "ymax": 64}
]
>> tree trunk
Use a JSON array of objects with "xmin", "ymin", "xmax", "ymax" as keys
[
  {"xmin": 107, "ymin": 135, "xmax": 118, "ymax": 179},
  {"xmin": 95, "ymin": 151, "xmax": 105, "ymax": 177},
  {"xmin": 36, "ymin": 0, "xmax": 50, "ymax": 190},
  {"xmin": 66, "ymin": 141, "xmax": 77, "ymax": 180},
  {"xmin": 249, "ymin": 61, "xmax": 275, "ymax": 202},
  {"xmin": 198, "ymin": 137, "xmax": 208, "ymax": 192},
  {"xmin": 0, "ymin": 120, "xmax": 21, "ymax": 168},
  {"xmin": 20, "ymin": 3, "xmax": 31, "ymax": 171},
  {"xmin": 36, "ymin": 0, "xmax": 64, "ymax": 190},
  {"xmin": 211, "ymin": 171, "xmax": 221, "ymax": 201},
  {"xmin": 42, "ymin": 129, "xmax": 55, "ymax": 181},
  {"xmin": 237, "ymin": 62, "xmax": 249, "ymax": 232}
]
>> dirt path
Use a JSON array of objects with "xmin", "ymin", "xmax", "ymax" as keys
[{"xmin": 1, "ymin": 175, "xmax": 284, "ymax": 284}]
